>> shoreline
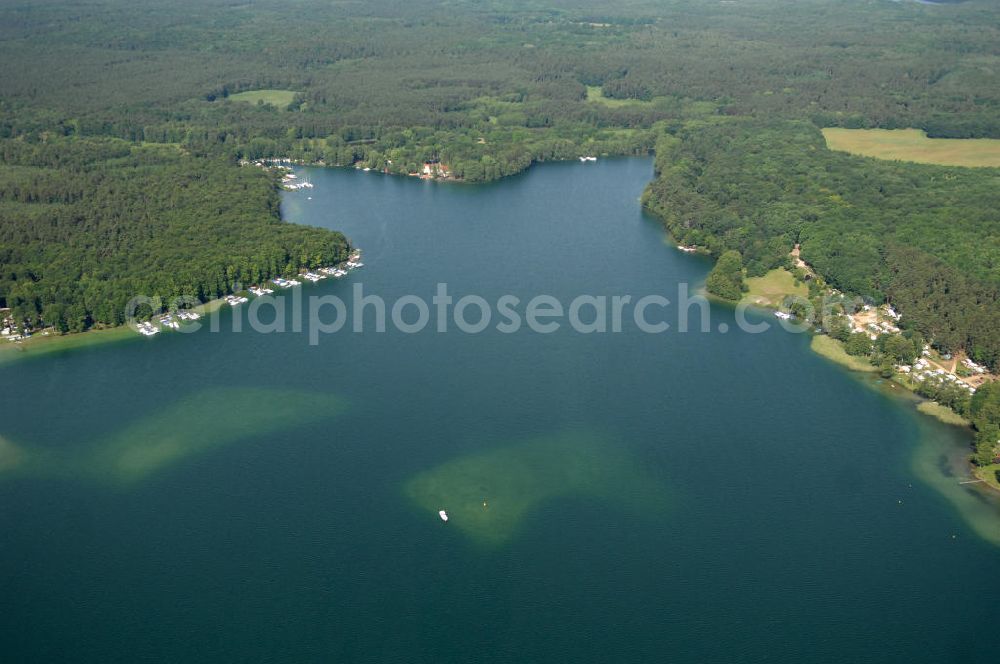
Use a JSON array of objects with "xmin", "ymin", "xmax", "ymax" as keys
[
  {"xmin": 663, "ymin": 233, "xmax": 1000, "ymax": 547},
  {"xmin": 686, "ymin": 255, "xmax": 982, "ymax": 433},
  {"xmin": 973, "ymin": 463, "xmax": 1000, "ymax": 493},
  {"xmin": 677, "ymin": 250, "xmax": 993, "ymax": 495},
  {"xmin": 0, "ymin": 257, "xmax": 360, "ymax": 366},
  {"xmin": 679, "ymin": 248, "xmax": 1000, "ymax": 532},
  {"xmin": 8, "ymin": 167, "xmax": 994, "ymax": 501},
  {"xmin": 812, "ymin": 339, "xmax": 1000, "ymax": 528},
  {"xmin": 261, "ymin": 150, "xmax": 650, "ymax": 187},
  {"xmin": 808, "ymin": 333, "xmax": 982, "ymax": 435},
  {"xmin": 0, "ymin": 294, "xmax": 229, "ymax": 366},
  {"xmin": 0, "ymin": 324, "xmax": 138, "ymax": 366}
]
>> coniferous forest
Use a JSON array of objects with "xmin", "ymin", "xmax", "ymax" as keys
[{"xmin": 0, "ymin": 0, "xmax": 997, "ymax": 364}]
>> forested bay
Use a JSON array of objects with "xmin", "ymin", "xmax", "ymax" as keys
[
  {"xmin": 0, "ymin": 0, "xmax": 998, "ymax": 359},
  {"xmin": 0, "ymin": 138, "xmax": 348, "ymax": 331}
]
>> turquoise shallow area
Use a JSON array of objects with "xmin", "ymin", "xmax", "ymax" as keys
[{"xmin": 1, "ymin": 158, "xmax": 998, "ymax": 662}]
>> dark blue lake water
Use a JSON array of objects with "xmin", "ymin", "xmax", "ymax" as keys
[{"xmin": 1, "ymin": 158, "xmax": 997, "ymax": 662}]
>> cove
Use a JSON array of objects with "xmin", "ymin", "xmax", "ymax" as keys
[{"xmin": 0, "ymin": 158, "xmax": 998, "ymax": 662}]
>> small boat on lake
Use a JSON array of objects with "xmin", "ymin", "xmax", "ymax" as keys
[{"xmin": 439, "ymin": 510, "xmax": 448, "ymax": 522}]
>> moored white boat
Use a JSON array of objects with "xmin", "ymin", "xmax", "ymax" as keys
[{"xmin": 136, "ymin": 321, "xmax": 160, "ymax": 336}]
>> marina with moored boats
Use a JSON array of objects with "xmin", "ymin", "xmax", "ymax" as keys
[{"xmin": 132, "ymin": 249, "xmax": 363, "ymax": 337}]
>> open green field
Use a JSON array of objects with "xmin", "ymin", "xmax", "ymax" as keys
[
  {"xmin": 585, "ymin": 85, "xmax": 651, "ymax": 108},
  {"xmin": 742, "ymin": 268, "xmax": 808, "ymax": 309},
  {"xmin": 227, "ymin": 89, "xmax": 297, "ymax": 108},
  {"xmin": 822, "ymin": 128, "xmax": 1000, "ymax": 168},
  {"xmin": 810, "ymin": 335, "xmax": 878, "ymax": 373}
]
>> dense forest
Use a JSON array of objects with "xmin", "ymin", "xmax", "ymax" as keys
[
  {"xmin": 642, "ymin": 119, "xmax": 1000, "ymax": 368},
  {"xmin": 0, "ymin": 138, "xmax": 349, "ymax": 331},
  {"xmin": 0, "ymin": 0, "xmax": 998, "ymax": 352}
]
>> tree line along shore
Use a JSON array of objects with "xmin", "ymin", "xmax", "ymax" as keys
[
  {"xmin": 0, "ymin": 1, "xmax": 998, "ymax": 463},
  {"xmin": 695, "ymin": 251, "xmax": 1000, "ymax": 486}
]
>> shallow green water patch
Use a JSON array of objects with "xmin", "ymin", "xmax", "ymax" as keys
[
  {"xmin": 0, "ymin": 387, "xmax": 348, "ymax": 487},
  {"xmin": 0, "ymin": 326, "xmax": 138, "ymax": 368},
  {"xmin": 404, "ymin": 430, "xmax": 670, "ymax": 546},
  {"xmin": 0, "ymin": 435, "xmax": 23, "ymax": 472},
  {"xmin": 912, "ymin": 421, "xmax": 1000, "ymax": 547}
]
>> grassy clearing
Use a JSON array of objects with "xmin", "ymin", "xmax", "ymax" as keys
[
  {"xmin": 974, "ymin": 464, "xmax": 1000, "ymax": 494},
  {"xmin": 917, "ymin": 401, "xmax": 971, "ymax": 427},
  {"xmin": 227, "ymin": 89, "xmax": 297, "ymax": 108},
  {"xmin": 811, "ymin": 335, "xmax": 878, "ymax": 373},
  {"xmin": 822, "ymin": 128, "xmax": 1000, "ymax": 168},
  {"xmin": 585, "ymin": 85, "xmax": 651, "ymax": 108},
  {"xmin": 742, "ymin": 268, "xmax": 808, "ymax": 309}
]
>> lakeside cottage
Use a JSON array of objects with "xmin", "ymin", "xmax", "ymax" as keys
[{"xmin": 420, "ymin": 160, "xmax": 451, "ymax": 179}]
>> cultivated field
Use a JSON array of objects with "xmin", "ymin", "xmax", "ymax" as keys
[{"xmin": 822, "ymin": 128, "xmax": 1000, "ymax": 168}]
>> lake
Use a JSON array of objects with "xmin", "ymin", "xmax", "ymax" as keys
[{"xmin": 1, "ymin": 158, "xmax": 998, "ymax": 662}]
